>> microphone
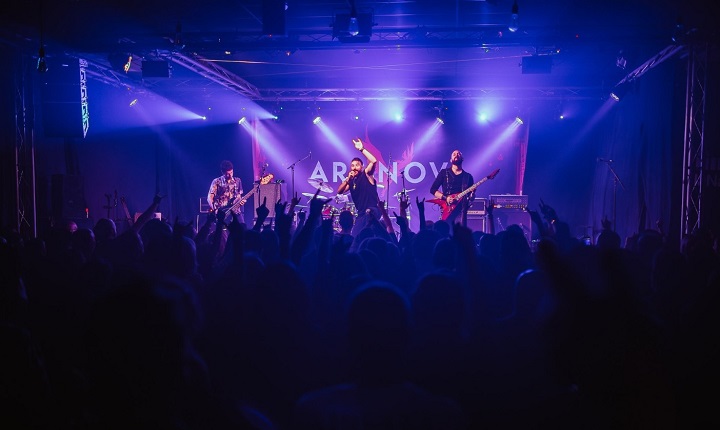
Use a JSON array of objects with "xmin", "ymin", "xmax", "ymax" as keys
[{"xmin": 597, "ymin": 157, "xmax": 613, "ymax": 163}]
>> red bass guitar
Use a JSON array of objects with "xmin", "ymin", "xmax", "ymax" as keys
[{"xmin": 427, "ymin": 168, "xmax": 500, "ymax": 220}]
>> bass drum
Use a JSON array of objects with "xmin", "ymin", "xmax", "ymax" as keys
[{"xmin": 322, "ymin": 205, "xmax": 339, "ymax": 220}]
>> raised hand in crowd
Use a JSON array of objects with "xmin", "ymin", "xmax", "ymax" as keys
[
  {"xmin": 289, "ymin": 192, "xmax": 301, "ymax": 213},
  {"xmin": 399, "ymin": 193, "xmax": 409, "ymax": 218},
  {"xmin": 528, "ymin": 209, "xmax": 547, "ymax": 237},
  {"xmin": 253, "ymin": 197, "xmax": 270, "ymax": 231},
  {"xmin": 539, "ymin": 198, "xmax": 559, "ymax": 224},
  {"xmin": 416, "ymin": 196, "xmax": 426, "ymax": 230},
  {"xmin": 377, "ymin": 200, "xmax": 395, "ymax": 235},
  {"xmin": 274, "ymin": 199, "xmax": 294, "ymax": 259},
  {"xmin": 393, "ymin": 210, "xmax": 409, "ymax": 237}
]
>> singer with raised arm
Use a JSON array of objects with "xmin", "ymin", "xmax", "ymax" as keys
[
  {"xmin": 207, "ymin": 160, "xmax": 245, "ymax": 224},
  {"xmin": 337, "ymin": 138, "xmax": 380, "ymax": 236},
  {"xmin": 429, "ymin": 150, "xmax": 475, "ymax": 227}
]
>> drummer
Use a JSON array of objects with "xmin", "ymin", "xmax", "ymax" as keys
[{"xmin": 336, "ymin": 138, "xmax": 380, "ymax": 236}]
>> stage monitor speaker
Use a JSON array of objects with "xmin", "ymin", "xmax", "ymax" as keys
[
  {"xmin": 254, "ymin": 183, "xmax": 286, "ymax": 218},
  {"xmin": 491, "ymin": 210, "xmax": 532, "ymax": 244},
  {"xmin": 51, "ymin": 174, "xmax": 87, "ymax": 220}
]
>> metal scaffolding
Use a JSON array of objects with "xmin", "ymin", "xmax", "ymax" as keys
[
  {"xmin": 14, "ymin": 53, "xmax": 37, "ymax": 237},
  {"xmin": 681, "ymin": 41, "xmax": 708, "ymax": 243}
]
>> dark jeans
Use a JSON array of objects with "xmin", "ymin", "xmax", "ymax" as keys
[{"xmin": 351, "ymin": 207, "xmax": 381, "ymax": 236}]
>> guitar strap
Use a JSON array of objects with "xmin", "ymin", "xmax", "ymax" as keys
[{"xmin": 445, "ymin": 168, "xmax": 450, "ymax": 196}]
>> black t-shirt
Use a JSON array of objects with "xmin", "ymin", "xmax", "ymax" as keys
[
  {"xmin": 349, "ymin": 172, "xmax": 379, "ymax": 213},
  {"xmin": 430, "ymin": 168, "xmax": 474, "ymax": 198}
]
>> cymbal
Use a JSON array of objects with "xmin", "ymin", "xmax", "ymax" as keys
[
  {"xmin": 295, "ymin": 205, "xmax": 307, "ymax": 208},
  {"xmin": 394, "ymin": 189, "xmax": 415, "ymax": 197},
  {"xmin": 301, "ymin": 192, "xmax": 318, "ymax": 198},
  {"xmin": 334, "ymin": 193, "xmax": 350, "ymax": 203},
  {"xmin": 376, "ymin": 184, "xmax": 385, "ymax": 189},
  {"xmin": 307, "ymin": 178, "xmax": 333, "ymax": 193}
]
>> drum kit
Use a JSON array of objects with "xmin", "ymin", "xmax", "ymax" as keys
[{"xmin": 301, "ymin": 178, "xmax": 414, "ymax": 230}]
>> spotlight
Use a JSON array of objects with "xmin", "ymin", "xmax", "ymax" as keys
[
  {"xmin": 129, "ymin": 98, "xmax": 138, "ymax": 107},
  {"xmin": 201, "ymin": 116, "xmax": 207, "ymax": 120},
  {"xmin": 348, "ymin": 0, "xmax": 360, "ymax": 36},
  {"xmin": 394, "ymin": 113, "xmax": 404, "ymax": 122},
  {"xmin": 515, "ymin": 116, "xmax": 524, "ymax": 125},
  {"xmin": 434, "ymin": 103, "xmax": 446, "ymax": 124},
  {"xmin": 238, "ymin": 117, "xmax": 247, "ymax": 124},
  {"xmin": 348, "ymin": 18, "xmax": 359, "ymax": 37},
  {"xmin": 36, "ymin": 46, "xmax": 47, "ymax": 73},
  {"xmin": 310, "ymin": 105, "xmax": 321, "ymax": 124},
  {"xmin": 508, "ymin": 1, "xmax": 519, "ymax": 33}
]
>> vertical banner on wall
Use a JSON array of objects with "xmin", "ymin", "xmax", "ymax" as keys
[{"xmin": 515, "ymin": 123, "xmax": 529, "ymax": 195}]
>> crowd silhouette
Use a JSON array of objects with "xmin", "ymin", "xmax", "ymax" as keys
[{"xmin": 1, "ymin": 193, "xmax": 719, "ymax": 429}]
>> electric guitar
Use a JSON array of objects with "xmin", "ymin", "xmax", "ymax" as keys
[
  {"xmin": 120, "ymin": 196, "xmax": 134, "ymax": 227},
  {"xmin": 427, "ymin": 168, "xmax": 500, "ymax": 220},
  {"xmin": 218, "ymin": 174, "xmax": 274, "ymax": 224}
]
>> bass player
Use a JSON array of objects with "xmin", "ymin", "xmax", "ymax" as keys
[{"xmin": 207, "ymin": 160, "xmax": 245, "ymax": 224}]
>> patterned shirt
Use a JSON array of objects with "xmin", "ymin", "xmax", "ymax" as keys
[{"xmin": 207, "ymin": 175, "xmax": 242, "ymax": 210}]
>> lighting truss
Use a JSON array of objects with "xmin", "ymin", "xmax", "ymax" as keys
[
  {"xmin": 256, "ymin": 86, "xmax": 603, "ymax": 102},
  {"xmin": 681, "ymin": 42, "xmax": 708, "ymax": 242},
  {"xmin": 169, "ymin": 53, "xmax": 261, "ymax": 99}
]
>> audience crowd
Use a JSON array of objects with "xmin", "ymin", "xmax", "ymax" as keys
[{"xmin": 1, "ymin": 193, "xmax": 718, "ymax": 429}]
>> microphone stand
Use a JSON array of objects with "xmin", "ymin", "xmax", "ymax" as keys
[
  {"xmin": 287, "ymin": 151, "xmax": 311, "ymax": 199},
  {"xmin": 600, "ymin": 159, "xmax": 625, "ymax": 232}
]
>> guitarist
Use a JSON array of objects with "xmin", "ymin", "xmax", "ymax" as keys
[
  {"xmin": 207, "ymin": 160, "xmax": 245, "ymax": 224},
  {"xmin": 429, "ymin": 150, "xmax": 475, "ymax": 227}
]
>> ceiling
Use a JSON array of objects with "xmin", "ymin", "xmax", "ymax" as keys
[{"xmin": 1, "ymin": 0, "xmax": 711, "ymax": 117}]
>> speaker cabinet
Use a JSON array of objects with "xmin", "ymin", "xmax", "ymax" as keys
[
  {"xmin": 41, "ymin": 58, "xmax": 84, "ymax": 138},
  {"xmin": 51, "ymin": 174, "xmax": 87, "ymax": 219},
  {"xmin": 491, "ymin": 210, "xmax": 532, "ymax": 244},
  {"xmin": 466, "ymin": 216, "xmax": 486, "ymax": 233},
  {"xmin": 254, "ymin": 183, "xmax": 286, "ymax": 218}
]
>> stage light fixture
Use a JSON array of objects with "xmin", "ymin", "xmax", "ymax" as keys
[
  {"xmin": 238, "ymin": 117, "xmax": 247, "ymax": 124},
  {"xmin": 123, "ymin": 55, "xmax": 132, "ymax": 73},
  {"xmin": 333, "ymin": 0, "xmax": 373, "ymax": 43},
  {"xmin": 37, "ymin": 46, "xmax": 47, "ymax": 73},
  {"xmin": 313, "ymin": 116, "xmax": 322, "ymax": 125},
  {"xmin": 348, "ymin": 1, "xmax": 360, "ymax": 37},
  {"xmin": 508, "ymin": 1, "xmax": 519, "ymax": 33},
  {"xmin": 129, "ymin": 98, "xmax": 138, "ymax": 107},
  {"xmin": 515, "ymin": 116, "xmax": 524, "ymax": 125},
  {"xmin": 434, "ymin": 102, "xmax": 446, "ymax": 124}
]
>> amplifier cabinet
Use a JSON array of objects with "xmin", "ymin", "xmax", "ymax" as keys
[{"xmin": 489, "ymin": 194, "xmax": 528, "ymax": 210}]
